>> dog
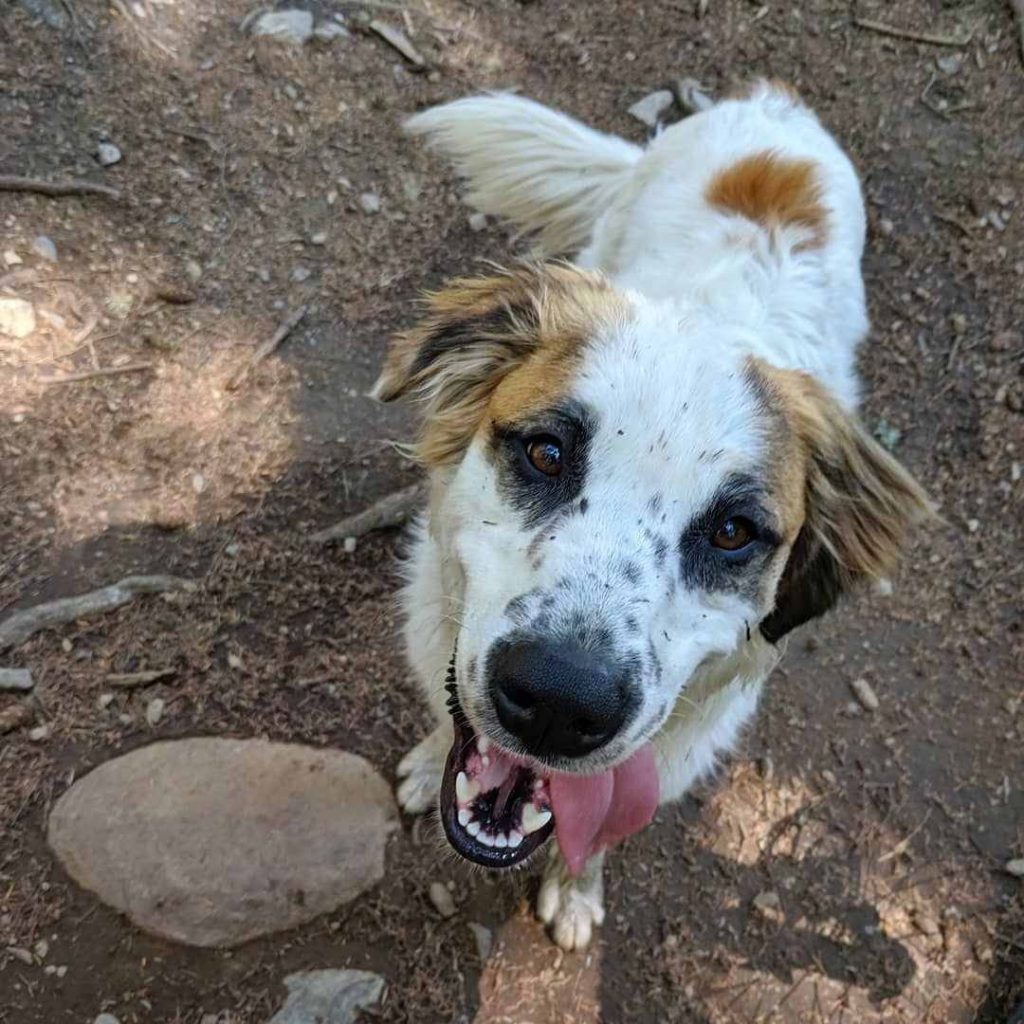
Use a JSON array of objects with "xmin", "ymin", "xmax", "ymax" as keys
[{"xmin": 372, "ymin": 80, "xmax": 930, "ymax": 951}]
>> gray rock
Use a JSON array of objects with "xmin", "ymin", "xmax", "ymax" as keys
[
  {"xmin": 428, "ymin": 881, "xmax": 456, "ymax": 918},
  {"xmin": 268, "ymin": 969, "xmax": 383, "ymax": 1024},
  {"xmin": 849, "ymin": 677, "xmax": 879, "ymax": 712},
  {"xmin": 145, "ymin": 697, "xmax": 165, "ymax": 726},
  {"xmin": 19, "ymin": 0, "xmax": 66, "ymax": 29},
  {"xmin": 291, "ymin": 265, "xmax": 312, "ymax": 283},
  {"xmin": 358, "ymin": 192, "xmax": 381, "ymax": 215},
  {"xmin": 251, "ymin": 9, "xmax": 314, "ymax": 45},
  {"xmin": 468, "ymin": 921, "xmax": 492, "ymax": 961},
  {"xmin": 0, "ymin": 297, "xmax": 36, "ymax": 339},
  {"xmin": 31, "ymin": 235, "xmax": 58, "ymax": 262},
  {"xmin": 0, "ymin": 668, "xmax": 34, "ymax": 692},
  {"xmin": 627, "ymin": 90, "xmax": 674, "ymax": 128},
  {"xmin": 96, "ymin": 142, "xmax": 122, "ymax": 167},
  {"xmin": 94, "ymin": 1016, "xmax": 121, "ymax": 1024},
  {"xmin": 314, "ymin": 20, "xmax": 350, "ymax": 41},
  {"xmin": 467, "ymin": 212, "xmax": 488, "ymax": 232},
  {"xmin": 48, "ymin": 738, "xmax": 397, "ymax": 947},
  {"xmin": 1006, "ymin": 858, "xmax": 1024, "ymax": 878}
]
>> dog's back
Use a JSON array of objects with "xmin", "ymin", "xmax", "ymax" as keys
[{"xmin": 406, "ymin": 81, "xmax": 867, "ymax": 408}]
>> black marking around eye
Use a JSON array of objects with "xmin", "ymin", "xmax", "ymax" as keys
[
  {"xmin": 491, "ymin": 401, "xmax": 597, "ymax": 529},
  {"xmin": 678, "ymin": 472, "xmax": 780, "ymax": 598}
]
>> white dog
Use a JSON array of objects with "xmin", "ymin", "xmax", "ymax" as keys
[{"xmin": 373, "ymin": 81, "xmax": 929, "ymax": 951}]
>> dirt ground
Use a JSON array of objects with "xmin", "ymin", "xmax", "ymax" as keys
[{"xmin": 1, "ymin": 0, "xmax": 1023, "ymax": 1021}]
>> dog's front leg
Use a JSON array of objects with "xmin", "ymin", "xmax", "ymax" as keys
[
  {"xmin": 537, "ymin": 845, "xmax": 606, "ymax": 951},
  {"xmin": 395, "ymin": 723, "xmax": 449, "ymax": 814}
]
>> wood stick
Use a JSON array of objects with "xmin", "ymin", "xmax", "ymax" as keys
[
  {"xmin": 1013, "ymin": 0, "xmax": 1024, "ymax": 67},
  {"xmin": 854, "ymin": 17, "xmax": 973, "ymax": 47},
  {"xmin": 0, "ymin": 175, "xmax": 122, "ymax": 200},
  {"xmin": 38, "ymin": 362, "xmax": 154, "ymax": 385},
  {"xmin": 0, "ymin": 575, "xmax": 195, "ymax": 652},
  {"xmin": 226, "ymin": 305, "xmax": 307, "ymax": 391},
  {"xmin": 106, "ymin": 668, "xmax": 176, "ymax": 689},
  {"xmin": 311, "ymin": 483, "xmax": 424, "ymax": 544}
]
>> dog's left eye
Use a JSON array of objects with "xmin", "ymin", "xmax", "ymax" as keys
[
  {"xmin": 711, "ymin": 516, "xmax": 756, "ymax": 551},
  {"xmin": 524, "ymin": 436, "xmax": 563, "ymax": 478}
]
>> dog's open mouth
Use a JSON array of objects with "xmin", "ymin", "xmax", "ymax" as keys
[
  {"xmin": 439, "ymin": 656, "xmax": 661, "ymax": 874},
  {"xmin": 440, "ymin": 672, "xmax": 554, "ymax": 868}
]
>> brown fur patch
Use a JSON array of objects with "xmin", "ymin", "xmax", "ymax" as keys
[
  {"xmin": 728, "ymin": 78, "xmax": 804, "ymax": 103},
  {"xmin": 373, "ymin": 263, "xmax": 627, "ymax": 466},
  {"xmin": 749, "ymin": 358, "xmax": 931, "ymax": 581},
  {"xmin": 707, "ymin": 150, "xmax": 828, "ymax": 248}
]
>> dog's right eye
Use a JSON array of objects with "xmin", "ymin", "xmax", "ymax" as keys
[{"xmin": 524, "ymin": 436, "xmax": 563, "ymax": 478}]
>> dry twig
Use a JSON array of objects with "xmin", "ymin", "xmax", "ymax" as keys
[
  {"xmin": 1013, "ymin": 0, "xmax": 1024, "ymax": 66},
  {"xmin": 0, "ymin": 175, "xmax": 121, "ymax": 200},
  {"xmin": 0, "ymin": 575, "xmax": 195, "ymax": 652},
  {"xmin": 854, "ymin": 17, "xmax": 973, "ymax": 47},
  {"xmin": 106, "ymin": 668, "xmax": 176, "ymax": 689},
  {"xmin": 227, "ymin": 306, "xmax": 307, "ymax": 391},
  {"xmin": 311, "ymin": 483, "xmax": 425, "ymax": 544},
  {"xmin": 38, "ymin": 362, "xmax": 154, "ymax": 386}
]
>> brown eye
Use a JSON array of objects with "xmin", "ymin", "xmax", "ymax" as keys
[
  {"xmin": 525, "ymin": 437, "xmax": 563, "ymax": 478},
  {"xmin": 712, "ymin": 517, "xmax": 756, "ymax": 551}
]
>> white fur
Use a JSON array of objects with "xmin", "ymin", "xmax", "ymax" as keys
[{"xmin": 392, "ymin": 82, "xmax": 870, "ymax": 950}]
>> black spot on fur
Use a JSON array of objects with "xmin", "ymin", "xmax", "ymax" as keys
[
  {"xmin": 624, "ymin": 615, "xmax": 640, "ymax": 635},
  {"xmin": 578, "ymin": 497, "xmax": 589, "ymax": 515},
  {"xmin": 620, "ymin": 560, "xmax": 642, "ymax": 586}
]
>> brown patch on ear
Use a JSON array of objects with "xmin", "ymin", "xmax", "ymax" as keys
[
  {"xmin": 707, "ymin": 150, "xmax": 828, "ymax": 249},
  {"xmin": 373, "ymin": 263, "xmax": 624, "ymax": 466},
  {"xmin": 750, "ymin": 360, "xmax": 933, "ymax": 641}
]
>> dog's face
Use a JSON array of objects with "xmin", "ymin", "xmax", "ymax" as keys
[{"xmin": 377, "ymin": 263, "xmax": 928, "ymax": 868}]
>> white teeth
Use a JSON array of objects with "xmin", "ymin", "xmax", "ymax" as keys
[
  {"xmin": 456, "ymin": 771, "xmax": 479, "ymax": 805},
  {"xmin": 481, "ymin": 755, "xmax": 491, "ymax": 767},
  {"xmin": 494, "ymin": 833, "xmax": 508, "ymax": 848},
  {"xmin": 458, "ymin": 808, "xmax": 471, "ymax": 827},
  {"xmin": 477, "ymin": 831, "xmax": 494, "ymax": 847},
  {"xmin": 477, "ymin": 735, "xmax": 491, "ymax": 754},
  {"xmin": 532, "ymin": 778, "xmax": 544, "ymax": 791},
  {"xmin": 466, "ymin": 820, "xmax": 481, "ymax": 837},
  {"xmin": 508, "ymin": 830, "xmax": 523, "ymax": 848},
  {"xmin": 521, "ymin": 805, "xmax": 552, "ymax": 835}
]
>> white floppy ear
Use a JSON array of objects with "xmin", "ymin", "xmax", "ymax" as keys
[{"xmin": 755, "ymin": 364, "xmax": 933, "ymax": 642}]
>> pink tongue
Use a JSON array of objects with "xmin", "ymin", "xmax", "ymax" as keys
[{"xmin": 548, "ymin": 745, "xmax": 659, "ymax": 876}]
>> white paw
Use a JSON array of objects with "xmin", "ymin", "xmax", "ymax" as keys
[
  {"xmin": 396, "ymin": 726, "xmax": 448, "ymax": 815},
  {"xmin": 537, "ymin": 852, "xmax": 605, "ymax": 952}
]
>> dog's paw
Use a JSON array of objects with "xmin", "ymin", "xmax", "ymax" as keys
[
  {"xmin": 537, "ymin": 851, "xmax": 605, "ymax": 952},
  {"xmin": 396, "ymin": 726, "xmax": 448, "ymax": 815}
]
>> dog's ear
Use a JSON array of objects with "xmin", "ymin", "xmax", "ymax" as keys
[
  {"xmin": 374, "ymin": 263, "xmax": 614, "ymax": 465},
  {"xmin": 758, "ymin": 366, "xmax": 933, "ymax": 643}
]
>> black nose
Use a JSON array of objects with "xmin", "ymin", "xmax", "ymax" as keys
[{"xmin": 489, "ymin": 639, "xmax": 632, "ymax": 759}]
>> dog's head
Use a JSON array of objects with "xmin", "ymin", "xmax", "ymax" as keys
[{"xmin": 376, "ymin": 263, "xmax": 929, "ymax": 871}]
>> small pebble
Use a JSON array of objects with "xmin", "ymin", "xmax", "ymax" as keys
[
  {"xmin": 291, "ymin": 265, "xmax": 312, "ymax": 283},
  {"xmin": 343, "ymin": 536, "xmax": 357, "ymax": 554},
  {"xmin": 227, "ymin": 652, "xmax": 244, "ymax": 670},
  {"xmin": 185, "ymin": 259, "xmax": 203, "ymax": 283},
  {"xmin": 145, "ymin": 698, "xmax": 165, "ymax": 726},
  {"xmin": 94, "ymin": 1015, "xmax": 122, "ymax": 1024},
  {"xmin": 7, "ymin": 946, "xmax": 33, "ymax": 965},
  {"xmin": 96, "ymin": 142, "xmax": 122, "ymax": 167},
  {"xmin": 31, "ymin": 236, "xmax": 58, "ymax": 262},
  {"xmin": 97, "ymin": 693, "xmax": 115, "ymax": 710},
  {"xmin": 310, "ymin": 230, "xmax": 328, "ymax": 245},
  {"xmin": 752, "ymin": 890, "xmax": 783, "ymax": 924},
  {"xmin": 467, "ymin": 212, "xmax": 488, "ymax": 232},
  {"xmin": 878, "ymin": 217, "xmax": 895, "ymax": 237},
  {"xmin": 3, "ymin": 249, "xmax": 22, "ymax": 266},
  {"xmin": 428, "ymin": 881, "xmax": 457, "ymax": 918},
  {"xmin": 0, "ymin": 668, "xmax": 34, "ymax": 692},
  {"xmin": 849, "ymin": 677, "xmax": 879, "ymax": 712},
  {"xmin": 627, "ymin": 89, "xmax": 674, "ymax": 128},
  {"xmin": 468, "ymin": 921, "xmax": 492, "ymax": 961},
  {"xmin": 358, "ymin": 192, "xmax": 381, "ymax": 215},
  {"xmin": 29, "ymin": 723, "xmax": 51, "ymax": 742},
  {"xmin": 33, "ymin": 938, "xmax": 49, "ymax": 960},
  {"xmin": 1006, "ymin": 858, "xmax": 1024, "ymax": 878}
]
